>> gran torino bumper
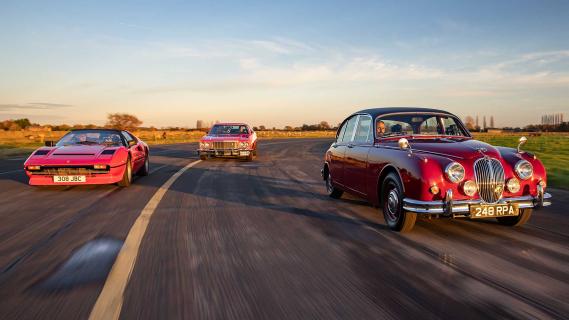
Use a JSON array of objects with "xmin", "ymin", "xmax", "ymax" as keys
[
  {"xmin": 403, "ymin": 187, "xmax": 552, "ymax": 217},
  {"xmin": 198, "ymin": 149, "xmax": 252, "ymax": 157}
]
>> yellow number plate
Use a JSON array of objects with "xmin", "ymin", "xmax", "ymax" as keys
[{"xmin": 470, "ymin": 204, "xmax": 519, "ymax": 219}]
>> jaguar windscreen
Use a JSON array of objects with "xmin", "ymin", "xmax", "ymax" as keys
[{"xmin": 376, "ymin": 113, "xmax": 470, "ymax": 138}]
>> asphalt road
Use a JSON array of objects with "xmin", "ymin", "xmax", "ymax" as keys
[{"xmin": 0, "ymin": 139, "xmax": 568, "ymax": 319}]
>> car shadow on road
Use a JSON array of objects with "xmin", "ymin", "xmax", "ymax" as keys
[{"xmin": 150, "ymin": 164, "xmax": 388, "ymax": 231}]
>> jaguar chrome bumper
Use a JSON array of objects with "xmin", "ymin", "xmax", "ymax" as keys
[{"xmin": 403, "ymin": 188, "xmax": 552, "ymax": 217}]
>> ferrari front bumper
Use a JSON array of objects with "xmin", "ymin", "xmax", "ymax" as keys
[{"xmin": 26, "ymin": 164, "xmax": 126, "ymax": 186}]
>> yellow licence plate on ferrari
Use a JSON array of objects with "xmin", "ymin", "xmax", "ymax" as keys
[
  {"xmin": 53, "ymin": 175, "xmax": 86, "ymax": 183},
  {"xmin": 470, "ymin": 204, "xmax": 518, "ymax": 219}
]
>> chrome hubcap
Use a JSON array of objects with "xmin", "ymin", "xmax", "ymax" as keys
[
  {"xmin": 386, "ymin": 189, "xmax": 400, "ymax": 221},
  {"xmin": 145, "ymin": 158, "xmax": 149, "ymax": 171}
]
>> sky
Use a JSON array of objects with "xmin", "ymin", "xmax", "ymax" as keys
[{"xmin": 0, "ymin": 0, "xmax": 568, "ymax": 128}]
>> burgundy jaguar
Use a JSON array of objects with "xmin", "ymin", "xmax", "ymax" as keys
[{"xmin": 322, "ymin": 107, "xmax": 552, "ymax": 232}]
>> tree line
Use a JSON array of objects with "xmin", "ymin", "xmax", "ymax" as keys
[{"xmin": 1, "ymin": 115, "xmax": 338, "ymax": 132}]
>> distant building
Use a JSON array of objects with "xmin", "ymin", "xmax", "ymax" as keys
[
  {"xmin": 196, "ymin": 120, "xmax": 205, "ymax": 129},
  {"xmin": 490, "ymin": 116, "xmax": 495, "ymax": 128},
  {"xmin": 541, "ymin": 113, "xmax": 564, "ymax": 125}
]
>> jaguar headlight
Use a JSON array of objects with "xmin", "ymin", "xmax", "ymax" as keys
[
  {"xmin": 445, "ymin": 162, "xmax": 465, "ymax": 183},
  {"xmin": 506, "ymin": 178, "xmax": 520, "ymax": 193},
  {"xmin": 514, "ymin": 160, "xmax": 533, "ymax": 180},
  {"xmin": 462, "ymin": 180, "xmax": 477, "ymax": 196}
]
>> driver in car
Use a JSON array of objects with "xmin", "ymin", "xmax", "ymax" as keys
[{"xmin": 376, "ymin": 120, "xmax": 386, "ymax": 137}]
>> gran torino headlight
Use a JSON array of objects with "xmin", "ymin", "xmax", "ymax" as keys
[
  {"xmin": 514, "ymin": 160, "xmax": 533, "ymax": 180},
  {"xmin": 239, "ymin": 141, "xmax": 249, "ymax": 149},
  {"xmin": 199, "ymin": 142, "xmax": 210, "ymax": 149},
  {"xmin": 445, "ymin": 162, "xmax": 465, "ymax": 183}
]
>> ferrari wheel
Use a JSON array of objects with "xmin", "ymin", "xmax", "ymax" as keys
[
  {"xmin": 118, "ymin": 157, "xmax": 132, "ymax": 187},
  {"xmin": 497, "ymin": 208, "xmax": 533, "ymax": 227},
  {"xmin": 382, "ymin": 173, "xmax": 416, "ymax": 232},
  {"xmin": 138, "ymin": 155, "xmax": 149, "ymax": 176},
  {"xmin": 325, "ymin": 170, "xmax": 343, "ymax": 199}
]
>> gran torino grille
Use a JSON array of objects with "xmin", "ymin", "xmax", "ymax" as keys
[
  {"xmin": 30, "ymin": 167, "xmax": 109, "ymax": 176},
  {"xmin": 212, "ymin": 141, "xmax": 238, "ymax": 149},
  {"xmin": 474, "ymin": 157, "xmax": 505, "ymax": 203}
]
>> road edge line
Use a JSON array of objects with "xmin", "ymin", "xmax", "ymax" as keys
[{"xmin": 89, "ymin": 159, "xmax": 201, "ymax": 320}]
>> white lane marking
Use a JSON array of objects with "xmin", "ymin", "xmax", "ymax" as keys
[
  {"xmin": 89, "ymin": 159, "xmax": 201, "ymax": 320},
  {"xmin": 0, "ymin": 169, "xmax": 23, "ymax": 175}
]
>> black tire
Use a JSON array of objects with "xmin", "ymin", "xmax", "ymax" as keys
[
  {"xmin": 381, "ymin": 172, "xmax": 416, "ymax": 232},
  {"xmin": 118, "ymin": 157, "xmax": 132, "ymax": 187},
  {"xmin": 325, "ymin": 169, "xmax": 343, "ymax": 199},
  {"xmin": 246, "ymin": 152, "xmax": 254, "ymax": 161},
  {"xmin": 200, "ymin": 154, "xmax": 207, "ymax": 161},
  {"xmin": 496, "ymin": 208, "xmax": 533, "ymax": 227},
  {"xmin": 138, "ymin": 154, "xmax": 149, "ymax": 176}
]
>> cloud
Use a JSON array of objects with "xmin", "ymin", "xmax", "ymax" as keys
[{"xmin": 0, "ymin": 102, "xmax": 73, "ymax": 111}]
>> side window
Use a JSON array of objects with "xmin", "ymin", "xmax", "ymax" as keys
[
  {"xmin": 353, "ymin": 116, "xmax": 372, "ymax": 143},
  {"xmin": 340, "ymin": 116, "xmax": 358, "ymax": 143},
  {"xmin": 122, "ymin": 131, "xmax": 135, "ymax": 146},
  {"xmin": 336, "ymin": 121, "xmax": 348, "ymax": 143}
]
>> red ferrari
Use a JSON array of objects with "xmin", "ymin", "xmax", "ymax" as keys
[{"xmin": 23, "ymin": 129, "xmax": 149, "ymax": 187}]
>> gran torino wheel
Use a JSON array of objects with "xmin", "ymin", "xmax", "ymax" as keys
[
  {"xmin": 118, "ymin": 157, "xmax": 132, "ymax": 187},
  {"xmin": 200, "ymin": 154, "xmax": 207, "ymax": 161},
  {"xmin": 325, "ymin": 170, "xmax": 343, "ymax": 199},
  {"xmin": 496, "ymin": 208, "xmax": 533, "ymax": 227},
  {"xmin": 382, "ymin": 172, "xmax": 416, "ymax": 232}
]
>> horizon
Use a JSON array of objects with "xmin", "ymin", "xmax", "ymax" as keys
[{"xmin": 1, "ymin": 1, "xmax": 568, "ymax": 128}]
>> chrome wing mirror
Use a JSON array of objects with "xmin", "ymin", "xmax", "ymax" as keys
[
  {"xmin": 398, "ymin": 138, "xmax": 413, "ymax": 155},
  {"xmin": 517, "ymin": 136, "xmax": 527, "ymax": 153}
]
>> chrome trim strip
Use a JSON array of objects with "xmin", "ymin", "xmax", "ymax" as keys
[{"xmin": 403, "ymin": 193, "xmax": 551, "ymax": 215}]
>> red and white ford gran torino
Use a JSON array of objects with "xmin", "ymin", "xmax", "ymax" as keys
[{"xmin": 198, "ymin": 123, "xmax": 258, "ymax": 161}]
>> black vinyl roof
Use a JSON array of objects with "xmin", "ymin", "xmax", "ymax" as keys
[{"xmin": 354, "ymin": 107, "xmax": 455, "ymax": 119}]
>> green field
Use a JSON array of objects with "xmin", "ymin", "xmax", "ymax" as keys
[{"xmin": 473, "ymin": 133, "xmax": 569, "ymax": 189}]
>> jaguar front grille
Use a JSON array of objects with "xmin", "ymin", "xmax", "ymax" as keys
[{"xmin": 474, "ymin": 157, "xmax": 505, "ymax": 203}]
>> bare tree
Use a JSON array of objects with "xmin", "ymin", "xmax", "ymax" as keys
[
  {"xmin": 106, "ymin": 113, "xmax": 143, "ymax": 130},
  {"xmin": 464, "ymin": 116, "xmax": 475, "ymax": 130},
  {"xmin": 319, "ymin": 121, "xmax": 331, "ymax": 130}
]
